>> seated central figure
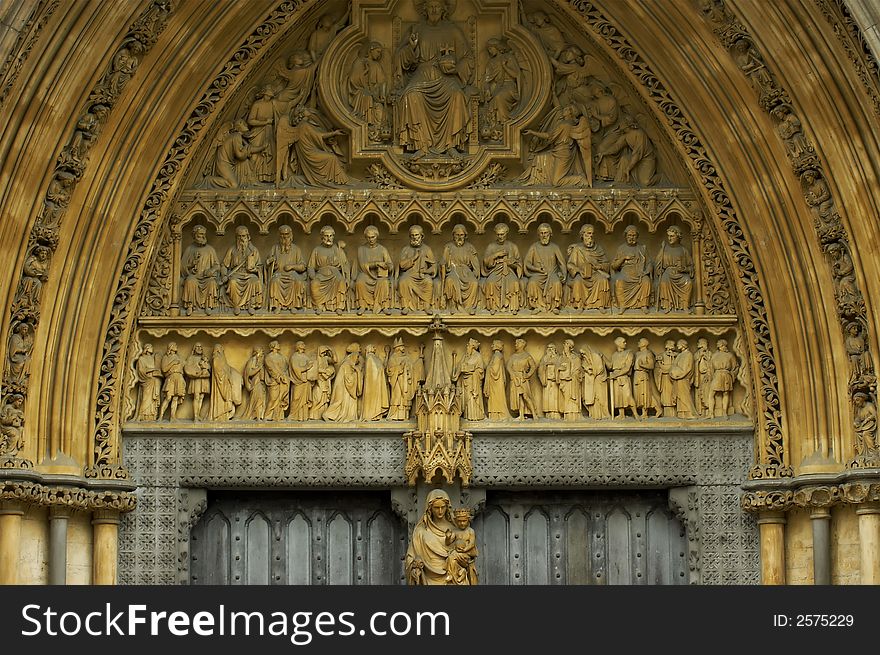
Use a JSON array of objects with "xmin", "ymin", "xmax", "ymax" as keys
[{"xmin": 393, "ymin": 0, "xmax": 473, "ymax": 157}]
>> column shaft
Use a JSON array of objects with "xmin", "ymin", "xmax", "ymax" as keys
[
  {"xmin": 810, "ymin": 508, "xmax": 831, "ymax": 585},
  {"xmin": 92, "ymin": 510, "xmax": 120, "ymax": 585},
  {"xmin": 857, "ymin": 504, "xmax": 880, "ymax": 584},
  {"xmin": 757, "ymin": 511, "xmax": 786, "ymax": 585}
]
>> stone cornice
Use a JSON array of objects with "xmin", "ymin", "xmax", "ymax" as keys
[
  {"xmin": 0, "ymin": 469, "xmax": 136, "ymax": 513},
  {"xmin": 741, "ymin": 468, "xmax": 880, "ymax": 511}
]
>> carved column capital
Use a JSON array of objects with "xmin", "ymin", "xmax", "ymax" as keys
[
  {"xmin": 792, "ymin": 485, "xmax": 840, "ymax": 509},
  {"xmin": 741, "ymin": 490, "xmax": 793, "ymax": 513},
  {"xmin": 840, "ymin": 481, "xmax": 880, "ymax": 504}
]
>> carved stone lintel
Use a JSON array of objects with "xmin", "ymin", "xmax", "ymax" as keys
[
  {"xmin": 668, "ymin": 487, "xmax": 701, "ymax": 584},
  {"xmin": 176, "ymin": 488, "xmax": 207, "ymax": 585}
]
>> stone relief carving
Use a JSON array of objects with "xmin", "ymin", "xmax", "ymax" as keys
[
  {"xmin": 697, "ymin": 0, "xmax": 875, "ymax": 469},
  {"xmin": 75, "ymin": 2, "xmax": 772, "ymax": 502},
  {"xmin": 127, "ymin": 329, "xmax": 747, "ymax": 426},
  {"xmin": 164, "ymin": 218, "xmax": 712, "ymax": 316}
]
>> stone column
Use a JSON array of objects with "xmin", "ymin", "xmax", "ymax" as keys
[
  {"xmin": 49, "ymin": 506, "xmax": 72, "ymax": 585},
  {"xmin": 757, "ymin": 510, "xmax": 786, "ymax": 584},
  {"xmin": 92, "ymin": 509, "xmax": 120, "ymax": 585},
  {"xmin": 0, "ymin": 501, "xmax": 25, "ymax": 584},
  {"xmin": 856, "ymin": 502, "xmax": 880, "ymax": 584},
  {"xmin": 809, "ymin": 507, "xmax": 831, "ymax": 585}
]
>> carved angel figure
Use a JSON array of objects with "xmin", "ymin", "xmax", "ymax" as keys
[
  {"xmin": 278, "ymin": 106, "xmax": 350, "ymax": 187},
  {"xmin": 349, "ymin": 41, "xmax": 389, "ymax": 141},
  {"xmin": 520, "ymin": 105, "xmax": 592, "ymax": 187},
  {"xmin": 481, "ymin": 38, "xmax": 520, "ymax": 140}
]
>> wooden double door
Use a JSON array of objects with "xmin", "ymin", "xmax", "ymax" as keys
[{"xmin": 189, "ymin": 489, "xmax": 687, "ymax": 585}]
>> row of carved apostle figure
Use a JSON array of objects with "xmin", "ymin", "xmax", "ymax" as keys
[
  {"xmin": 179, "ymin": 221, "xmax": 695, "ymax": 315},
  {"xmin": 132, "ymin": 335, "xmax": 738, "ymax": 423}
]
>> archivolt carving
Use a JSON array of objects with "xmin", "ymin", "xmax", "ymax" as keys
[
  {"xmin": 0, "ymin": 0, "xmax": 60, "ymax": 109},
  {"xmin": 697, "ymin": 0, "xmax": 877, "ymax": 466},
  {"xmin": 0, "ymin": 0, "xmax": 174, "ymax": 468},
  {"xmin": 815, "ymin": 0, "xmax": 880, "ymax": 117}
]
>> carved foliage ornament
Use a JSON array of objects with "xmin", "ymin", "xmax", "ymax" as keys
[
  {"xmin": 0, "ymin": 1, "xmax": 174, "ymax": 467},
  {"xmin": 696, "ymin": 0, "xmax": 877, "ymax": 467}
]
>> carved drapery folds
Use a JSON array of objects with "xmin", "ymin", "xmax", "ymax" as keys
[{"xmin": 189, "ymin": 0, "xmax": 675, "ymax": 192}]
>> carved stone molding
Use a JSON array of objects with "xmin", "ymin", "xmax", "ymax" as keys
[
  {"xmin": 0, "ymin": 0, "xmax": 60, "ymax": 109},
  {"xmin": 176, "ymin": 488, "xmax": 207, "ymax": 585},
  {"xmin": 0, "ymin": 0, "xmax": 174, "ymax": 468},
  {"xmin": 695, "ymin": 0, "xmax": 877, "ymax": 465},
  {"xmin": 741, "ymin": 489, "xmax": 793, "ymax": 512},
  {"xmin": 815, "ymin": 0, "xmax": 880, "ymax": 117},
  {"xmin": 668, "ymin": 486, "xmax": 701, "ymax": 584},
  {"xmin": 0, "ymin": 478, "xmax": 136, "ymax": 513}
]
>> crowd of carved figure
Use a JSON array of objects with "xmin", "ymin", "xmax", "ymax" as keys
[
  {"xmin": 196, "ymin": 1, "xmax": 660, "ymax": 188},
  {"xmin": 132, "ymin": 333, "xmax": 740, "ymax": 424},
  {"xmin": 179, "ymin": 221, "xmax": 695, "ymax": 315}
]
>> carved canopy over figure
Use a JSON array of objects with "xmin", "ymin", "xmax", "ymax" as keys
[
  {"xmin": 482, "ymin": 223, "xmax": 523, "ymax": 312},
  {"xmin": 440, "ymin": 224, "xmax": 481, "ymax": 312},
  {"xmin": 611, "ymin": 225, "xmax": 651, "ymax": 311},
  {"xmin": 567, "ymin": 224, "xmax": 611, "ymax": 310},
  {"xmin": 393, "ymin": 0, "xmax": 474, "ymax": 157},
  {"xmin": 222, "ymin": 226, "xmax": 264, "ymax": 315},
  {"xmin": 308, "ymin": 226, "xmax": 349, "ymax": 312},
  {"xmin": 406, "ymin": 489, "xmax": 476, "ymax": 585},
  {"xmin": 520, "ymin": 104, "xmax": 592, "ymax": 187},
  {"xmin": 181, "ymin": 225, "xmax": 221, "ymax": 315},
  {"xmin": 266, "ymin": 225, "xmax": 306, "ymax": 312},
  {"xmin": 352, "ymin": 225, "xmax": 393, "ymax": 314},
  {"xmin": 523, "ymin": 223, "xmax": 566, "ymax": 312},
  {"xmin": 397, "ymin": 225, "xmax": 437, "ymax": 313},
  {"xmin": 654, "ymin": 226, "xmax": 693, "ymax": 312}
]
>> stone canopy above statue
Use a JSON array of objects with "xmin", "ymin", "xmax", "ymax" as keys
[{"xmin": 190, "ymin": 0, "xmax": 684, "ymax": 192}]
